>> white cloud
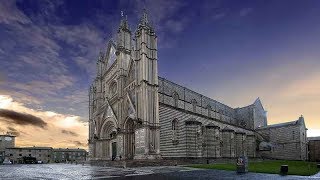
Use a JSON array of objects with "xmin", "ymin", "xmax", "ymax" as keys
[{"xmin": 0, "ymin": 95, "xmax": 88, "ymax": 149}]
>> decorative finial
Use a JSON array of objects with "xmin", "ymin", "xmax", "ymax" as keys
[{"xmin": 140, "ymin": 8, "xmax": 148, "ymax": 25}]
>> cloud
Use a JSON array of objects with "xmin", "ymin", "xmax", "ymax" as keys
[
  {"xmin": 7, "ymin": 126, "xmax": 20, "ymax": 137},
  {"xmin": 61, "ymin": 129, "xmax": 78, "ymax": 137},
  {"xmin": 0, "ymin": 109, "xmax": 47, "ymax": 128},
  {"xmin": 0, "ymin": 95, "xmax": 88, "ymax": 149},
  {"xmin": 73, "ymin": 140, "xmax": 87, "ymax": 147},
  {"xmin": 0, "ymin": 0, "xmax": 31, "ymax": 24}
]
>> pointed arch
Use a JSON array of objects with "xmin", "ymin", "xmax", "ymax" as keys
[{"xmin": 99, "ymin": 117, "xmax": 117, "ymax": 138}]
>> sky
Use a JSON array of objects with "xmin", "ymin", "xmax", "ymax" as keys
[{"xmin": 0, "ymin": 0, "xmax": 320, "ymax": 149}]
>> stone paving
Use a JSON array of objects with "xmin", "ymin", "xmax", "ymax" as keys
[{"xmin": 0, "ymin": 164, "xmax": 319, "ymax": 179}]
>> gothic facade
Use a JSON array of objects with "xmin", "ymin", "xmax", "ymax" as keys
[{"xmin": 88, "ymin": 12, "xmax": 307, "ymax": 161}]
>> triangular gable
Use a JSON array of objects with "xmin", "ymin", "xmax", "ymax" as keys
[
  {"xmin": 253, "ymin": 97, "xmax": 265, "ymax": 112},
  {"xmin": 102, "ymin": 98, "xmax": 118, "ymax": 121},
  {"xmin": 105, "ymin": 40, "xmax": 117, "ymax": 70}
]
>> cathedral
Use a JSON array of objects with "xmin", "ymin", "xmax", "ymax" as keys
[{"xmin": 88, "ymin": 11, "xmax": 308, "ymax": 161}]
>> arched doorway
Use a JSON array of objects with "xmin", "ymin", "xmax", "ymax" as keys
[
  {"xmin": 100, "ymin": 120, "xmax": 117, "ymax": 159},
  {"xmin": 124, "ymin": 118, "xmax": 135, "ymax": 159}
]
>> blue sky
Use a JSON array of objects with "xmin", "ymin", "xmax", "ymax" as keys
[{"xmin": 0, "ymin": 0, "xmax": 320, "ymax": 147}]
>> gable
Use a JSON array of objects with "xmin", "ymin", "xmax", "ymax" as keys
[
  {"xmin": 105, "ymin": 41, "xmax": 117, "ymax": 70},
  {"xmin": 254, "ymin": 98, "xmax": 265, "ymax": 112},
  {"xmin": 102, "ymin": 98, "xmax": 118, "ymax": 122}
]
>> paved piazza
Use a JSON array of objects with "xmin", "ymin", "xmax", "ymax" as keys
[{"xmin": 0, "ymin": 164, "xmax": 319, "ymax": 179}]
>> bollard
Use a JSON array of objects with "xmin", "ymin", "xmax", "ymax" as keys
[
  {"xmin": 236, "ymin": 156, "xmax": 248, "ymax": 174},
  {"xmin": 280, "ymin": 165, "xmax": 288, "ymax": 175}
]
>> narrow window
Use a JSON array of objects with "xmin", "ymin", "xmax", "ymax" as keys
[
  {"xmin": 207, "ymin": 105, "xmax": 212, "ymax": 117},
  {"xmin": 172, "ymin": 119, "xmax": 178, "ymax": 144}
]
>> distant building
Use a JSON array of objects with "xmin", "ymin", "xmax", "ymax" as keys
[
  {"xmin": 0, "ymin": 134, "xmax": 15, "ymax": 162},
  {"xmin": 256, "ymin": 116, "xmax": 307, "ymax": 160},
  {"xmin": 308, "ymin": 136, "xmax": 320, "ymax": 162},
  {"xmin": 53, "ymin": 148, "xmax": 87, "ymax": 163},
  {"xmin": 5, "ymin": 147, "xmax": 53, "ymax": 163}
]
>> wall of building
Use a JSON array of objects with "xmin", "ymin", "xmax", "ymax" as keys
[
  {"xmin": 0, "ymin": 135, "xmax": 15, "ymax": 162},
  {"xmin": 5, "ymin": 147, "xmax": 53, "ymax": 163},
  {"xmin": 159, "ymin": 104, "xmax": 256, "ymax": 158},
  {"xmin": 252, "ymin": 99, "xmax": 267, "ymax": 129},
  {"xmin": 0, "ymin": 135, "xmax": 15, "ymax": 150},
  {"xmin": 308, "ymin": 140, "xmax": 320, "ymax": 162},
  {"xmin": 158, "ymin": 77, "xmax": 242, "ymax": 127},
  {"xmin": 53, "ymin": 149, "xmax": 87, "ymax": 163},
  {"xmin": 256, "ymin": 124, "xmax": 307, "ymax": 160}
]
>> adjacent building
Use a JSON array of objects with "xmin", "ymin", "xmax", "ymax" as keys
[
  {"xmin": 87, "ymin": 11, "xmax": 308, "ymax": 161},
  {"xmin": 53, "ymin": 148, "xmax": 87, "ymax": 163},
  {"xmin": 308, "ymin": 136, "xmax": 320, "ymax": 162},
  {"xmin": 0, "ymin": 134, "xmax": 15, "ymax": 162},
  {"xmin": 5, "ymin": 147, "xmax": 53, "ymax": 163},
  {"xmin": 256, "ymin": 116, "xmax": 307, "ymax": 160}
]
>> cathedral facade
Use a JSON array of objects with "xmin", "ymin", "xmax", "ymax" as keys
[{"xmin": 88, "ymin": 12, "xmax": 307, "ymax": 161}]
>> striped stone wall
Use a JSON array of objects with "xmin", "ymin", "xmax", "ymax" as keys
[
  {"xmin": 221, "ymin": 129, "xmax": 235, "ymax": 158},
  {"xmin": 235, "ymin": 132, "xmax": 246, "ymax": 157},
  {"xmin": 246, "ymin": 135, "xmax": 256, "ymax": 158},
  {"xmin": 159, "ymin": 104, "xmax": 256, "ymax": 158}
]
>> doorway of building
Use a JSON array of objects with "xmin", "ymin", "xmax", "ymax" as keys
[{"xmin": 112, "ymin": 142, "xmax": 117, "ymax": 160}]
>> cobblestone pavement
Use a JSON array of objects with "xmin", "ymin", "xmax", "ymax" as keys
[{"xmin": 0, "ymin": 164, "xmax": 319, "ymax": 179}]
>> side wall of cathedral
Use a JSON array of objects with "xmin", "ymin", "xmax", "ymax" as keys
[{"xmin": 158, "ymin": 77, "xmax": 256, "ymax": 158}]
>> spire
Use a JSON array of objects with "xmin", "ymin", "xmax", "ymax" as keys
[
  {"xmin": 119, "ymin": 10, "xmax": 129, "ymax": 30},
  {"xmin": 141, "ymin": 8, "xmax": 148, "ymax": 25},
  {"xmin": 138, "ymin": 8, "xmax": 152, "ymax": 29}
]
